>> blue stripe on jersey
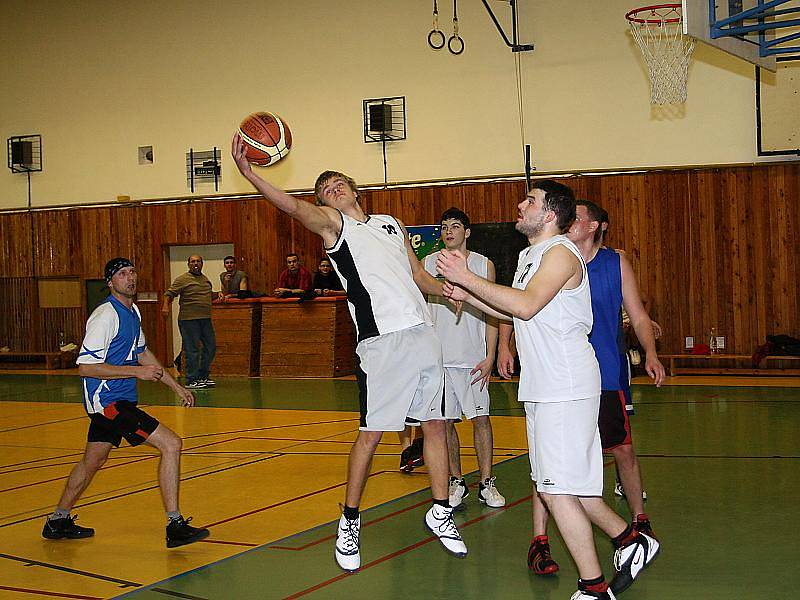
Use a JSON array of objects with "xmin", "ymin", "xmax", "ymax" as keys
[
  {"xmin": 82, "ymin": 295, "xmax": 142, "ymax": 412},
  {"xmin": 587, "ymin": 248, "xmax": 624, "ymax": 390},
  {"xmin": 79, "ymin": 348, "xmax": 104, "ymax": 360},
  {"xmin": 328, "ymin": 239, "xmax": 380, "ymax": 342}
]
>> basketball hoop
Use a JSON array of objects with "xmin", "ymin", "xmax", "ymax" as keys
[{"xmin": 626, "ymin": 4, "xmax": 695, "ymax": 105}]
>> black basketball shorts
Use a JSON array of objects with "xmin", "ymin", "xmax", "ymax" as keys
[
  {"xmin": 598, "ymin": 390, "xmax": 633, "ymax": 450},
  {"xmin": 88, "ymin": 401, "xmax": 160, "ymax": 447}
]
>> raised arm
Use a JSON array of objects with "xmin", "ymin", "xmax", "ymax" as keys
[{"xmin": 231, "ymin": 134, "xmax": 341, "ymax": 241}]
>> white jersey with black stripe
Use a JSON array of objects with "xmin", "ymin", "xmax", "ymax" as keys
[
  {"xmin": 424, "ymin": 251, "xmax": 489, "ymax": 367},
  {"xmin": 326, "ymin": 211, "xmax": 431, "ymax": 342}
]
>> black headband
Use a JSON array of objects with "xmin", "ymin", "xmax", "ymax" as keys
[{"xmin": 104, "ymin": 257, "xmax": 134, "ymax": 283}]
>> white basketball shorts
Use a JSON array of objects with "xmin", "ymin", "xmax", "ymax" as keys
[
  {"xmin": 443, "ymin": 367, "xmax": 491, "ymax": 420},
  {"xmin": 355, "ymin": 324, "xmax": 445, "ymax": 431},
  {"xmin": 524, "ymin": 396, "xmax": 603, "ymax": 496}
]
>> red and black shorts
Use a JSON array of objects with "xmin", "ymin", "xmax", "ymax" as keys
[
  {"xmin": 598, "ymin": 390, "xmax": 633, "ymax": 451},
  {"xmin": 88, "ymin": 402, "xmax": 160, "ymax": 447}
]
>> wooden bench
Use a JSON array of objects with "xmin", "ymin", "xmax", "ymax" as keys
[
  {"xmin": 0, "ymin": 351, "xmax": 76, "ymax": 370},
  {"xmin": 660, "ymin": 354, "xmax": 800, "ymax": 376}
]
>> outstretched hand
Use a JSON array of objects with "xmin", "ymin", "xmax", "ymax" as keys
[
  {"xmin": 231, "ymin": 133, "xmax": 252, "ymax": 177},
  {"xmin": 436, "ymin": 249, "xmax": 470, "ymax": 286}
]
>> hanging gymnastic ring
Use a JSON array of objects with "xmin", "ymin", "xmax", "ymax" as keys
[
  {"xmin": 428, "ymin": 29, "xmax": 445, "ymax": 49},
  {"xmin": 448, "ymin": 34, "xmax": 464, "ymax": 55}
]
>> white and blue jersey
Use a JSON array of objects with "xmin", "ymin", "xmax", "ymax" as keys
[{"xmin": 77, "ymin": 295, "xmax": 146, "ymax": 414}]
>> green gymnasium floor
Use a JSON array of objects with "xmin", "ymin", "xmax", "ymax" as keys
[{"xmin": 0, "ymin": 374, "xmax": 798, "ymax": 599}]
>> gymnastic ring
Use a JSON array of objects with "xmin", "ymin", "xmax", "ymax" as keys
[
  {"xmin": 448, "ymin": 35, "xmax": 464, "ymax": 55},
  {"xmin": 428, "ymin": 29, "xmax": 445, "ymax": 49}
]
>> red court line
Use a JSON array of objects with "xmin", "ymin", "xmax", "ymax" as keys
[
  {"xmin": 0, "ymin": 585, "xmax": 103, "ymax": 599},
  {"xmin": 0, "ymin": 451, "xmax": 84, "ymax": 470},
  {"xmin": 0, "ymin": 435, "xmax": 263, "ymax": 494},
  {"xmin": 284, "ymin": 494, "xmax": 533, "ymax": 599},
  {"xmin": 181, "ymin": 418, "xmax": 360, "ymax": 441},
  {"xmin": 198, "ymin": 539, "xmax": 258, "ymax": 548},
  {"xmin": 278, "ymin": 459, "xmax": 617, "ymax": 560},
  {"xmin": 202, "ymin": 470, "xmax": 389, "ymax": 528},
  {"xmin": 270, "ymin": 497, "xmax": 432, "ymax": 551},
  {"xmin": 0, "ymin": 455, "xmax": 155, "ymax": 493}
]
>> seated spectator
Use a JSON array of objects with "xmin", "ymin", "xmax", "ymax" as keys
[
  {"xmin": 219, "ymin": 255, "xmax": 249, "ymax": 300},
  {"xmin": 313, "ymin": 258, "xmax": 346, "ymax": 297},
  {"xmin": 274, "ymin": 253, "xmax": 313, "ymax": 298}
]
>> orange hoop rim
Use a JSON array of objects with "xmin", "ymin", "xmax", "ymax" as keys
[{"xmin": 625, "ymin": 3, "xmax": 683, "ymax": 24}]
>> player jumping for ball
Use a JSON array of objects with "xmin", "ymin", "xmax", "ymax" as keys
[{"xmin": 232, "ymin": 134, "xmax": 467, "ymax": 572}]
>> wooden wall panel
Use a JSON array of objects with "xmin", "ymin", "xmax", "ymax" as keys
[
  {"xmin": 0, "ymin": 278, "xmax": 38, "ymax": 351},
  {"xmin": 0, "ymin": 164, "xmax": 798, "ymax": 362}
]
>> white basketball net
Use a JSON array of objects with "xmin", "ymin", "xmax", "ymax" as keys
[{"xmin": 628, "ymin": 5, "xmax": 695, "ymax": 105}]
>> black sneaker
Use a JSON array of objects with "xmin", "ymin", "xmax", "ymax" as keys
[
  {"xmin": 42, "ymin": 515, "xmax": 94, "ymax": 539},
  {"xmin": 200, "ymin": 378, "xmax": 216, "ymax": 387},
  {"xmin": 166, "ymin": 516, "xmax": 210, "ymax": 548},
  {"xmin": 528, "ymin": 536, "xmax": 559, "ymax": 575},
  {"xmin": 610, "ymin": 531, "xmax": 660, "ymax": 594},
  {"xmin": 399, "ymin": 438, "xmax": 424, "ymax": 473}
]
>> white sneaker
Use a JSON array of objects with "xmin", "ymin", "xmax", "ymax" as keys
[
  {"xmin": 614, "ymin": 481, "xmax": 647, "ymax": 501},
  {"xmin": 334, "ymin": 514, "xmax": 360, "ymax": 572},
  {"xmin": 478, "ymin": 476, "xmax": 506, "ymax": 507},
  {"xmin": 448, "ymin": 477, "xmax": 469, "ymax": 508},
  {"xmin": 424, "ymin": 504, "xmax": 467, "ymax": 557}
]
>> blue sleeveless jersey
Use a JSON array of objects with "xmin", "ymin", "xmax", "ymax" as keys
[
  {"xmin": 77, "ymin": 295, "xmax": 146, "ymax": 414},
  {"xmin": 587, "ymin": 248, "xmax": 624, "ymax": 391}
]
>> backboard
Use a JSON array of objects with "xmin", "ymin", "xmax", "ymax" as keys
[{"xmin": 681, "ymin": 0, "xmax": 796, "ymax": 71}]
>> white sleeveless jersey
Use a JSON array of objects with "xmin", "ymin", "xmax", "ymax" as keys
[
  {"xmin": 424, "ymin": 251, "xmax": 489, "ymax": 368},
  {"xmin": 326, "ymin": 212, "xmax": 431, "ymax": 342},
  {"xmin": 512, "ymin": 235, "xmax": 600, "ymax": 402}
]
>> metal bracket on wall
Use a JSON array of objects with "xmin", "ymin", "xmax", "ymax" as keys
[{"xmin": 480, "ymin": 0, "xmax": 534, "ymax": 52}]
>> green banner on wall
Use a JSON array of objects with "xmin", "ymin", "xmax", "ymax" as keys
[{"xmin": 407, "ymin": 225, "xmax": 443, "ymax": 260}]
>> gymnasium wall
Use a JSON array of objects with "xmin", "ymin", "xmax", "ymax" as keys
[
  {"xmin": 0, "ymin": 0, "xmax": 782, "ymax": 210},
  {"xmin": 0, "ymin": 164, "xmax": 797, "ymax": 366}
]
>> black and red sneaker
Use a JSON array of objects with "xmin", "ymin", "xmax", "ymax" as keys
[
  {"xmin": 399, "ymin": 438, "xmax": 424, "ymax": 473},
  {"xmin": 527, "ymin": 535, "xmax": 559, "ymax": 575},
  {"xmin": 42, "ymin": 515, "xmax": 94, "ymax": 540},
  {"xmin": 632, "ymin": 513, "xmax": 656, "ymax": 539}
]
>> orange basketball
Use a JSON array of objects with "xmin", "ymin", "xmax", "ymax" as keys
[{"xmin": 238, "ymin": 112, "xmax": 292, "ymax": 166}]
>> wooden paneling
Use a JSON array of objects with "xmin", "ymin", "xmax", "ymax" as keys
[
  {"xmin": 260, "ymin": 298, "xmax": 356, "ymax": 377},
  {"xmin": 211, "ymin": 302, "xmax": 261, "ymax": 376},
  {"xmin": 0, "ymin": 164, "xmax": 798, "ymax": 362}
]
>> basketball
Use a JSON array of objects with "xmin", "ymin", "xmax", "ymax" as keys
[{"xmin": 238, "ymin": 112, "xmax": 292, "ymax": 166}]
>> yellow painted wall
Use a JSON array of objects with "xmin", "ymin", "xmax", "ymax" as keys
[{"xmin": 0, "ymin": 0, "xmax": 787, "ymax": 209}]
